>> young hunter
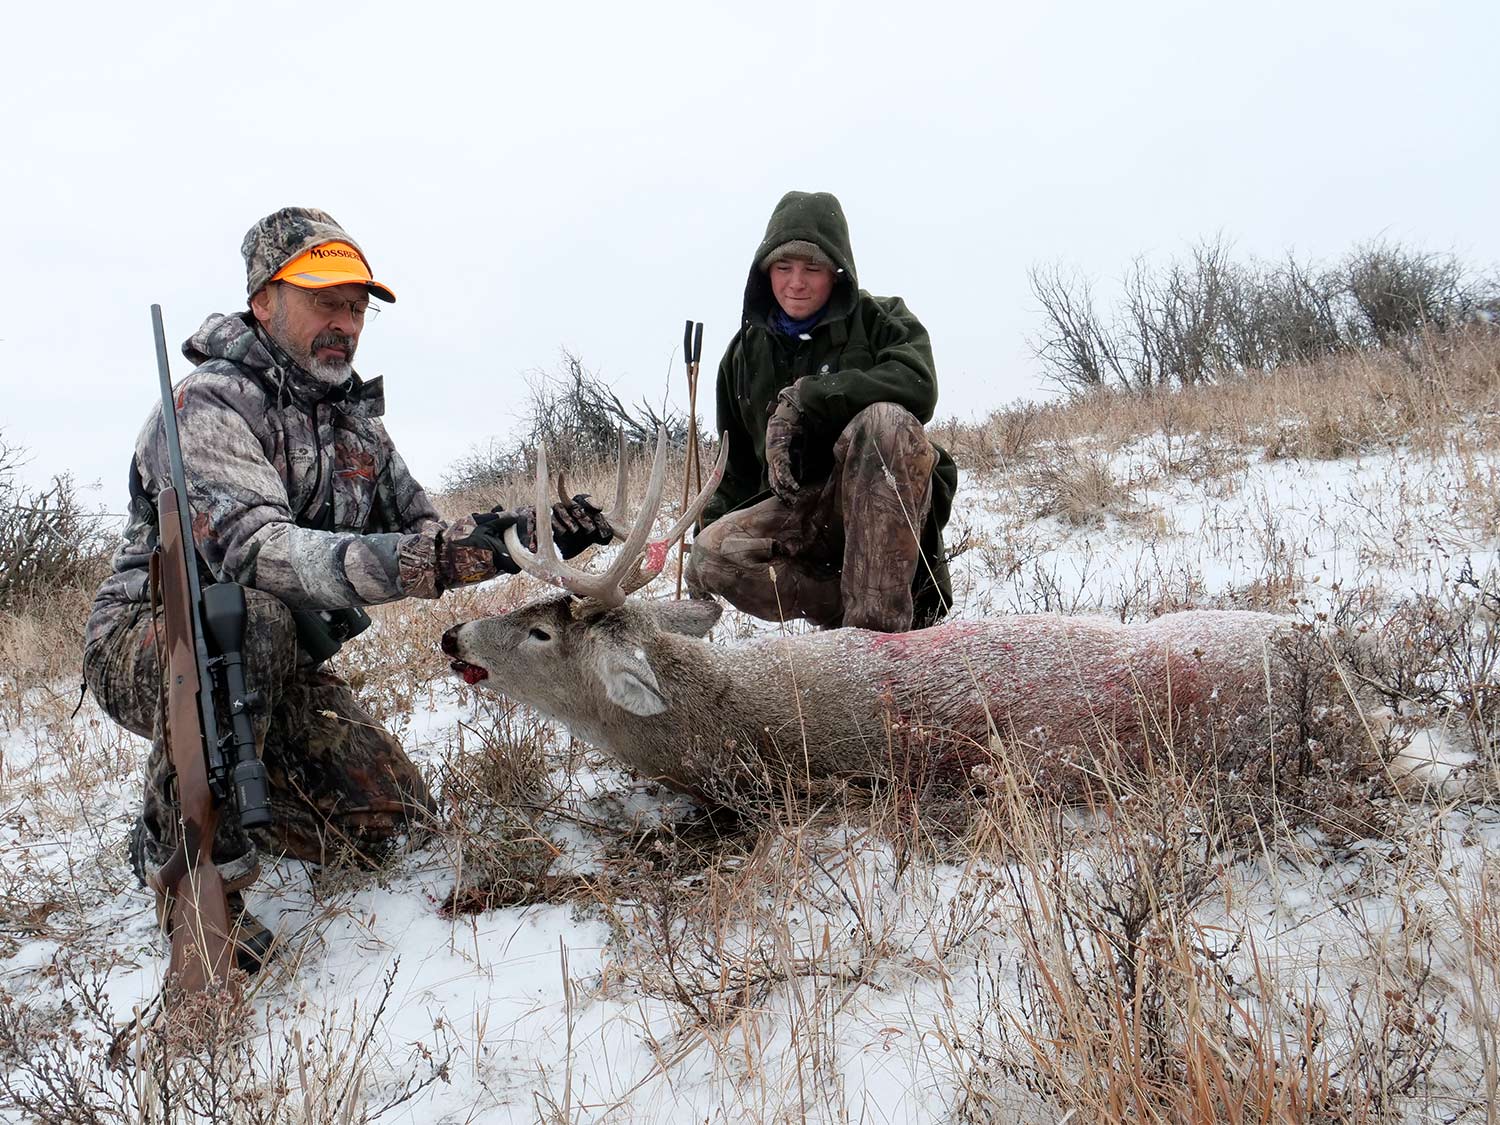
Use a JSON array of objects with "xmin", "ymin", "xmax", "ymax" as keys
[
  {"xmin": 83, "ymin": 207, "xmax": 608, "ymax": 970},
  {"xmin": 687, "ymin": 191, "xmax": 958, "ymax": 632}
]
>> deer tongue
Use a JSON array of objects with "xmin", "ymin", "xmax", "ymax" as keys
[{"xmin": 450, "ymin": 660, "xmax": 490, "ymax": 685}]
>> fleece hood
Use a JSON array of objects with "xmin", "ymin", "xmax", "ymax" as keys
[{"xmin": 742, "ymin": 191, "xmax": 859, "ymax": 328}]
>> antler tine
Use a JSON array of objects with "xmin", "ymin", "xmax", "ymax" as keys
[
  {"xmin": 502, "ymin": 443, "xmax": 624, "ymax": 603},
  {"xmin": 600, "ymin": 429, "xmax": 629, "ymax": 534},
  {"xmin": 659, "ymin": 434, "xmax": 729, "ymax": 546},
  {"xmin": 588, "ymin": 427, "xmax": 670, "ymax": 595},
  {"xmin": 619, "ymin": 434, "xmax": 730, "ymax": 595},
  {"xmin": 533, "ymin": 442, "xmax": 556, "ymax": 562},
  {"xmin": 502, "ymin": 428, "xmax": 692, "ymax": 607}
]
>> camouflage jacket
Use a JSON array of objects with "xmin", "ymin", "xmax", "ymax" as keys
[{"xmin": 85, "ymin": 312, "xmax": 448, "ymax": 653}]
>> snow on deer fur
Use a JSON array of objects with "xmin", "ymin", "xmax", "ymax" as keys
[{"xmin": 441, "ymin": 431, "xmax": 1353, "ymax": 800}]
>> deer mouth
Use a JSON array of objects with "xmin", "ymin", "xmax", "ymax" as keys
[
  {"xmin": 449, "ymin": 659, "xmax": 490, "ymax": 685},
  {"xmin": 441, "ymin": 626, "xmax": 488, "ymax": 684}
]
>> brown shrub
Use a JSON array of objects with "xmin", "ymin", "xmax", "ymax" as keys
[
  {"xmin": 933, "ymin": 401, "xmax": 1051, "ymax": 473},
  {"xmin": 1024, "ymin": 446, "xmax": 1140, "ymax": 527}
]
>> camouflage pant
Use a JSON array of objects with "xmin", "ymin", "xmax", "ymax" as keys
[
  {"xmin": 687, "ymin": 402, "xmax": 937, "ymax": 633},
  {"xmin": 83, "ymin": 588, "xmax": 433, "ymax": 889}
]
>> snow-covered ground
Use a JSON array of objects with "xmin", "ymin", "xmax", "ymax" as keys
[
  {"xmin": 3, "ymin": 434, "xmax": 1498, "ymax": 1122},
  {"xmin": 951, "ymin": 435, "xmax": 1500, "ymax": 618}
]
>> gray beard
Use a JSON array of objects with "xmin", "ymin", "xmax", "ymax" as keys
[
  {"xmin": 268, "ymin": 305, "xmax": 356, "ymax": 389},
  {"xmin": 303, "ymin": 354, "xmax": 354, "ymax": 387}
]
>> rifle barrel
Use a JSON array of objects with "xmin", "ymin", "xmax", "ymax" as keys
[{"xmin": 151, "ymin": 305, "xmax": 223, "ymax": 784}]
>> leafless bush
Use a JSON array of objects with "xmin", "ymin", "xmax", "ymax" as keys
[
  {"xmin": 1028, "ymin": 264, "xmax": 1125, "ymax": 391},
  {"xmin": 443, "ymin": 350, "xmax": 688, "ymax": 491},
  {"xmin": 0, "ymin": 434, "xmax": 111, "ymax": 610},
  {"xmin": 1344, "ymin": 239, "xmax": 1481, "ymax": 345},
  {"xmin": 1031, "ymin": 237, "xmax": 1497, "ymax": 395},
  {"xmin": 1122, "ymin": 237, "xmax": 1235, "ymax": 390},
  {"xmin": 1222, "ymin": 251, "xmax": 1345, "ymax": 370},
  {"xmin": 432, "ymin": 695, "xmax": 570, "ymax": 915},
  {"xmin": 967, "ymin": 794, "xmax": 1232, "ymax": 1118},
  {"xmin": 1376, "ymin": 562, "xmax": 1500, "ymax": 772}
]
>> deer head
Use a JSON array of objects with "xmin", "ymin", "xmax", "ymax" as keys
[{"xmin": 442, "ymin": 429, "xmax": 728, "ymax": 729}]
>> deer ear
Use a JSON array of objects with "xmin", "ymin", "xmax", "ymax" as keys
[
  {"xmin": 595, "ymin": 646, "xmax": 668, "ymax": 716},
  {"xmin": 652, "ymin": 598, "xmax": 722, "ymax": 638}
]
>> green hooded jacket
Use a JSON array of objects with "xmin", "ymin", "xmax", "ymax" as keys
[{"xmin": 700, "ymin": 191, "xmax": 957, "ymax": 626}]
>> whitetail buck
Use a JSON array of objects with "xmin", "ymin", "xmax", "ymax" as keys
[{"xmin": 442, "ymin": 432, "xmax": 1385, "ymax": 802}]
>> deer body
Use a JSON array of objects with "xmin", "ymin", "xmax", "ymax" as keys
[
  {"xmin": 440, "ymin": 431, "xmax": 1331, "ymax": 800},
  {"xmin": 445, "ymin": 597, "xmax": 1297, "ymax": 798}
]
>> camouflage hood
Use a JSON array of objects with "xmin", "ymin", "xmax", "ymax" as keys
[
  {"xmin": 183, "ymin": 310, "xmax": 278, "ymax": 371},
  {"xmin": 183, "ymin": 311, "xmax": 386, "ymax": 415}
]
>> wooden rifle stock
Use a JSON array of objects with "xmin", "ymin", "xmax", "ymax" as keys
[{"xmin": 148, "ymin": 483, "xmax": 236, "ymax": 993}]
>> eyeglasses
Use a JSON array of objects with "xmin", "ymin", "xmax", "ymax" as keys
[{"xmin": 281, "ymin": 283, "xmax": 380, "ymax": 320}]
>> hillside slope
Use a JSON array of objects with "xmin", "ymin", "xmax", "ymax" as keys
[{"xmin": 2, "ymin": 333, "xmax": 1498, "ymax": 1123}]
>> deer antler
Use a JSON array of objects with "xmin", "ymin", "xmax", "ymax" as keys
[
  {"xmin": 556, "ymin": 430, "xmax": 627, "ymax": 529},
  {"xmin": 502, "ymin": 428, "xmax": 729, "ymax": 608},
  {"xmin": 599, "ymin": 429, "xmax": 632, "ymax": 533}
]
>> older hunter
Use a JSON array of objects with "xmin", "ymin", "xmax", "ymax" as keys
[
  {"xmin": 83, "ymin": 206, "xmax": 608, "ymax": 970},
  {"xmin": 687, "ymin": 190, "xmax": 958, "ymax": 632}
]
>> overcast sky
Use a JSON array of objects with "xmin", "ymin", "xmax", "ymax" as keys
[{"xmin": 2, "ymin": 0, "xmax": 1495, "ymax": 513}]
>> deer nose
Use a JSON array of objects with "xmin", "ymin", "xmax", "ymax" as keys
[{"xmin": 440, "ymin": 626, "xmax": 460, "ymax": 656}]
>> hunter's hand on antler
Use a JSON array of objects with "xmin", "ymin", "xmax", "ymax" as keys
[
  {"xmin": 765, "ymin": 381, "xmax": 804, "ymax": 505},
  {"xmin": 548, "ymin": 494, "xmax": 614, "ymax": 556},
  {"xmin": 440, "ymin": 511, "xmax": 530, "ymax": 587},
  {"xmin": 448, "ymin": 497, "xmax": 612, "ymax": 586}
]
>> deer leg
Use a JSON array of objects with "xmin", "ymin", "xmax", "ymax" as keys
[{"xmin": 833, "ymin": 403, "xmax": 936, "ymax": 633}]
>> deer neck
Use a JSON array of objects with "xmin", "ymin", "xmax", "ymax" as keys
[{"xmin": 595, "ymin": 630, "xmax": 894, "ymax": 788}]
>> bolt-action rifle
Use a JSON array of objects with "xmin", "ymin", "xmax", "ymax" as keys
[{"xmin": 146, "ymin": 304, "xmax": 273, "ymax": 991}]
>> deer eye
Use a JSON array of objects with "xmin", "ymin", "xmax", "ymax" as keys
[{"xmin": 528, "ymin": 627, "xmax": 553, "ymax": 642}]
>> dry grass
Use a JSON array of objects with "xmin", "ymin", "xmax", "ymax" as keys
[
  {"xmin": 0, "ymin": 954, "xmax": 453, "ymax": 1124},
  {"xmin": 1023, "ymin": 446, "xmax": 1140, "ymax": 527},
  {"xmin": 941, "ymin": 325, "xmax": 1500, "ymax": 476},
  {"xmin": 941, "ymin": 779, "xmax": 1473, "ymax": 1123},
  {"xmin": 0, "ymin": 579, "xmax": 96, "ymax": 706}
]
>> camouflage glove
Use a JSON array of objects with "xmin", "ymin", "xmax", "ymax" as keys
[
  {"xmin": 449, "ymin": 497, "xmax": 612, "ymax": 582},
  {"xmin": 764, "ymin": 382, "xmax": 804, "ymax": 505},
  {"xmin": 547, "ymin": 494, "xmax": 614, "ymax": 556},
  {"xmin": 438, "ymin": 513, "xmax": 520, "ymax": 591}
]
